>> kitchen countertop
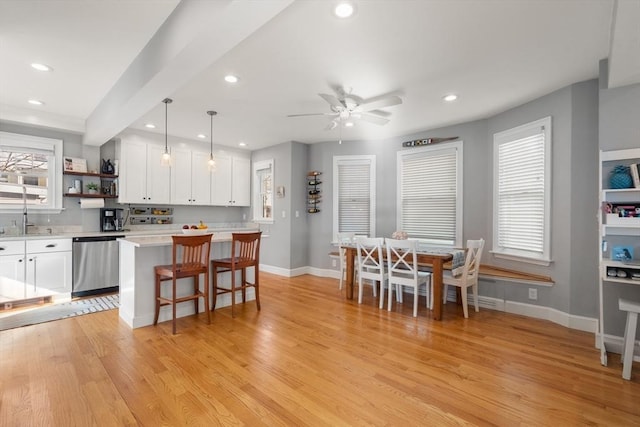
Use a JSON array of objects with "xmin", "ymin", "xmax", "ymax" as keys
[
  {"xmin": 0, "ymin": 224, "xmax": 260, "ymax": 242},
  {"xmin": 121, "ymin": 229, "xmax": 261, "ymax": 248}
]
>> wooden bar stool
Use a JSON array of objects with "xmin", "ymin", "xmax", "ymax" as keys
[
  {"xmin": 211, "ymin": 231, "xmax": 262, "ymax": 318},
  {"xmin": 619, "ymin": 298, "xmax": 640, "ymax": 380},
  {"xmin": 153, "ymin": 233, "xmax": 213, "ymax": 334}
]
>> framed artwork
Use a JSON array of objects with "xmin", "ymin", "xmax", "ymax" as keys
[{"xmin": 63, "ymin": 157, "xmax": 87, "ymax": 172}]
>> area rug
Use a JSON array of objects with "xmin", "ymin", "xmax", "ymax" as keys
[{"xmin": 0, "ymin": 294, "xmax": 119, "ymax": 331}]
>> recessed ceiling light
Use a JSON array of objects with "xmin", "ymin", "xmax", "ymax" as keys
[
  {"xmin": 238, "ymin": 142, "xmax": 247, "ymax": 147},
  {"xmin": 28, "ymin": 99, "xmax": 44, "ymax": 105},
  {"xmin": 344, "ymin": 121, "xmax": 354, "ymax": 127},
  {"xmin": 197, "ymin": 134, "xmax": 206, "ymax": 139},
  {"xmin": 31, "ymin": 63, "xmax": 52, "ymax": 72},
  {"xmin": 145, "ymin": 123, "xmax": 156, "ymax": 129},
  {"xmin": 224, "ymin": 75, "xmax": 239, "ymax": 83},
  {"xmin": 334, "ymin": 2, "xmax": 355, "ymax": 18},
  {"xmin": 443, "ymin": 94, "xmax": 458, "ymax": 102}
]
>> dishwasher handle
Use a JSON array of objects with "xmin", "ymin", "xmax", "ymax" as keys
[{"xmin": 73, "ymin": 235, "xmax": 125, "ymax": 243}]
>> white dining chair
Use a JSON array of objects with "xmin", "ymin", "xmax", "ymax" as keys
[
  {"xmin": 442, "ymin": 238, "xmax": 484, "ymax": 318},
  {"xmin": 337, "ymin": 232, "xmax": 356, "ymax": 290},
  {"xmin": 355, "ymin": 237, "xmax": 386, "ymax": 307},
  {"xmin": 385, "ymin": 238, "xmax": 431, "ymax": 317}
]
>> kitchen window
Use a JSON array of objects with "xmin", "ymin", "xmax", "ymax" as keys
[
  {"xmin": 397, "ymin": 142, "xmax": 463, "ymax": 246},
  {"xmin": 493, "ymin": 117, "xmax": 551, "ymax": 265},
  {"xmin": 0, "ymin": 132, "xmax": 63, "ymax": 212},
  {"xmin": 333, "ymin": 155, "xmax": 376, "ymax": 240},
  {"xmin": 252, "ymin": 159, "xmax": 273, "ymax": 223}
]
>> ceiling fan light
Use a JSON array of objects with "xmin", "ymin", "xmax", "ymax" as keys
[
  {"xmin": 334, "ymin": 2, "xmax": 354, "ymax": 18},
  {"xmin": 31, "ymin": 63, "xmax": 52, "ymax": 72}
]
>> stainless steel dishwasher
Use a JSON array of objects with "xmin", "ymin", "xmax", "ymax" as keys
[{"xmin": 72, "ymin": 235, "xmax": 124, "ymax": 297}]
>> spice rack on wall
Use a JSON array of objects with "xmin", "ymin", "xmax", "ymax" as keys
[{"xmin": 307, "ymin": 171, "xmax": 321, "ymax": 213}]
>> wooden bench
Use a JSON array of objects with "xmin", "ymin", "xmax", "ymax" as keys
[{"xmin": 328, "ymin": 251, "xmax": 554, "ymax": 286}]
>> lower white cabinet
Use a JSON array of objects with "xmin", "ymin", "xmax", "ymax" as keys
[{"xmin": 0, "ymin": 238, "xmax": 71, "ymax": 300}]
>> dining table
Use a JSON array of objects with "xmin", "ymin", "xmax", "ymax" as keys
[{"xmin": 343, "ymin": 244, "xmax": 462, "ymax": 320}]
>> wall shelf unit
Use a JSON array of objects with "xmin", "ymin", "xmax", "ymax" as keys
[
  {"xmin": 307, "ymin": 171, "xmax": 321, "ymax": 213},
  {"xmin": 598, "ymin": 147, "xmax": 640, "ymax": 367},
  {"xmin": 63, "ymin": 171, "xmax": 118, "ymax": 198}
]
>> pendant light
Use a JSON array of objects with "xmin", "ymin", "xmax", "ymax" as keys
[
  {"xmin": 207, "ymin": 110, "xmax": 217, "ymax": 171},
  {"xmin": 160, "ymin": 98, "xmax": 172, "ymax": 166}
]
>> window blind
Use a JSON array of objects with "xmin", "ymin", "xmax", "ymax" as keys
[
  {"xmin": 336, "ymin": 159, "xmax": 374, "ymax": 236},
  {"xmin": 496, "ymin": 131, "xmax": 545, "ymax": 254},
  {"xmin": 400, "ymin": 148, "xmax": 457, "ymax": 243}
]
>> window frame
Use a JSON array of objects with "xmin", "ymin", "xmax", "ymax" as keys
[
  {"xmin": 332, "ymin": 155, "xmax": 376, "ymax": 241},
  {"xmin": 0, "ymin": 131, "xmax": 63, "ymax": 213},
  {"xmin": 396, "ymin": 141, "xmax": 463, "ymax": 247},
  {"xmin": 492, "ymin": 116, "xmax": 552, "ymax": 265},
  {"xmin": 252, "ymin": 158, "xmax": 274, "ymax": 223}
]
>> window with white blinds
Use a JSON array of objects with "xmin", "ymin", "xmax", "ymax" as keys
[
  {"xmin": 333, "ymin": 155, "xmax": 376, "ymax": 239},
  {"xmin": 397, "ymin": 142, "xmax": 463, "ymax": 246},
  {"xmin": 493, "ymin": 116, "xmax": 551, "ymax": 264}
]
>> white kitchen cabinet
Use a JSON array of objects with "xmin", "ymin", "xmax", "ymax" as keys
[
  {"xmin": 119, "ymin": 139, "xmax": 171, "ymax": 204},
  {"xmin": 0, "ymin": 238, "xmax": 70, "ymax": 301},
  {"xmin": 25, "ymin": 238, "xmax": 72, "ymax": 294},
  {"xmin": 211, "ymin": 154, "xmax": 250, "ymax": 206},
  {"xmin": 171, "ymin": 148, "xmax": 211, "ymax": 205},
  {"xmin": 598, "ymin": 148, "xmax": 640, "ymax": 366},
  {"xmin": 0, "ymin": 241, "xmax": 26, "ymax": 293}
]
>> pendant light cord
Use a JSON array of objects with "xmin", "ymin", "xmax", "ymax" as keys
[{"xmin": 162, "ymin": 98, "xmax": 172, "ymax": 153}]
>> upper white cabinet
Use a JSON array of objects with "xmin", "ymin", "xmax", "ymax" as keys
[
  {"xmin": 118, "ymin": 138, "xmax": 171, "ymax": 204},
  {"xmin": 171, "ymin": 148, "xmax": 211, "ymax": 205},
  {"xmin": 211, "ymin": 154, "xmax": 250, "ymax": 206}
]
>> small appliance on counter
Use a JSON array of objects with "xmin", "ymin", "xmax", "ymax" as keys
[{"xmin": 100, "ymin": 208, "xmax": 124, "ymax": 232}]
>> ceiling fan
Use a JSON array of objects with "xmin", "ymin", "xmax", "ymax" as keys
[{"xmin": 288, "ymin": 87, "xmax": 402, "ymax": 130}]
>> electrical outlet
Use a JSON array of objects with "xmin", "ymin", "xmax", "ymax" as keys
[
  {"xmin": 332, "ymin": 259, "xmax": 337, "ymax": 267},
  {"xmin": 528, "ymin": 288, "xmax": 538, "ymax": 300}
]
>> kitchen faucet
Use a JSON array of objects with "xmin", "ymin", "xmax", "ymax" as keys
[{"xmin": 22, "ymin": 186, "xmax": 34, "ymax": 235}]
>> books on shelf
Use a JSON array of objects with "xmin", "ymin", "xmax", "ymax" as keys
[{"xmin": 631, "ymin": 163, "xmax": 640, "ymax": 188}]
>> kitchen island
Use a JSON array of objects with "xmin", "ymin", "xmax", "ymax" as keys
[{"xmin": 118, "ymin": 229, "xmax": 260, "ymax": 329}]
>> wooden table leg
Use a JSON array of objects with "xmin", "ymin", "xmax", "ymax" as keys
[
  {"xmin": 345, "ymin": 248, "xmax": 355, "ymax": 300},
  {"xmin": 432, "ymin": 259, "xmax": 443, "ymax": 320}
]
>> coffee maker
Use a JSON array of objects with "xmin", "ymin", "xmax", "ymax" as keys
[{"xmin": 100, "ymin": 208, "xmax": 124, "ymax": 232}]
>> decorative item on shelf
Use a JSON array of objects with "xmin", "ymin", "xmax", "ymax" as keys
[
  {"xmin": 612, "ymin": 246, "xmax": 634, "ymax": 262},
  {"xmin": 63, "ymin": 157, "xmax": 87, "ymax": 172},
  {"xmin": 402, "ymin": 137, "xmax": 458, "ymax": 148},
  {"xmin": 610, "ymin": 165, "xmax": 633, "ymax": 189},
  {"xmin": 86, "ymin": 182, "xmax": 99, "ymax": 194},
  {"xmin": 101, "ymin": 159, "xmax": 115, "ymax": 174}
]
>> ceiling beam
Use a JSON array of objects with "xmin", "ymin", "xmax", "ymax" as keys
[
  {"xmin": 607, "ymin": 0, "xmax": 640, "ymax": 89},
  {"xmin": 83, "ymin": 0, "xmax": 293, "ymax": 146}
]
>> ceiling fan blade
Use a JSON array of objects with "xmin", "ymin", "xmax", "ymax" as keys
[
  {"xmin": 359, "ymin": 95, "xmax": 402, "ymax": 112},
  {"xmin": 319, "ymin": 93, "xmax": 344, "ymax": 109},
  {"xmin": 287, "ymin": 112, "xmax": 336, "ymax": 117},
  {"xmin": 359, "ymin": 113, "xmax": 390, "ymax": 126}
]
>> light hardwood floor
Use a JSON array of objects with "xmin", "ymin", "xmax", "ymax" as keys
[{"xmin": 1, "ymin": 273, "xmax": 639, "ymax": 426}]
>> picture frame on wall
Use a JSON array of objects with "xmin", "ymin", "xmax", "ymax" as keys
[{"xmin": 63, "ymin": 157, "xmax": 87, "ymax": 173}]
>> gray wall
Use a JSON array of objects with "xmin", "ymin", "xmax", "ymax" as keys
[
  {"xmin": 598, "ymin": 59, "xmax": 640, "ymax": 335},
  {"xmin": 254, "ymin": 78, "xmax": 601, "ymax": 319}
]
